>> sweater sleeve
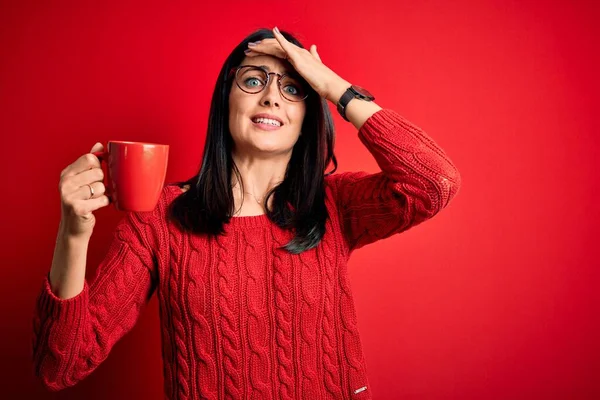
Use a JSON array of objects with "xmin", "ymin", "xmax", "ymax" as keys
[
  {"xmin": 330, "ymin": 109, "xmax": 462, "ymax": 252},
  {"xmin": 31, "ymin": 195, "xmax": 166, "ymax": 391}
]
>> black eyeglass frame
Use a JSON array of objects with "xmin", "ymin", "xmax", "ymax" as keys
[{"xmin": 228, "ymin": 65, "xmax": 309, "ymax": 102}]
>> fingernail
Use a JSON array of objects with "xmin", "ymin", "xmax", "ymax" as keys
[
  {"xmin": 274, "ymin": 26, "xmax": 280, "ymax": 34},
  {"xmin": 244, "ymin": 49, "xmax": 252, "ymax": 54},
  {"xmin": 248, "ymin": 42, "xmax": 258, "ymax": 47}
]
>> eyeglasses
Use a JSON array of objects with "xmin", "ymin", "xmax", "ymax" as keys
[{"xmin": 229, "ymin": 65, "xmax": 309, "ymax": 102}]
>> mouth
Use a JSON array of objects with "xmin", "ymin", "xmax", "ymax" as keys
[{"xmin": 251, "ymin": 115, "xmax": 284, "ymax": 131}]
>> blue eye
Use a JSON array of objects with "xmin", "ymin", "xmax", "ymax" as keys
[
  {"xmin": 244, "ymin": 77, "xmax": 264, "ymax": 88},
  {"xmin": 283, "ymin": 85, "xmax": 299, "ymax": 95}
]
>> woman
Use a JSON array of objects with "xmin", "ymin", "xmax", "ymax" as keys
[{"xmin": 32, "ymin": 27, "xmax": 461, "ymax": 399}]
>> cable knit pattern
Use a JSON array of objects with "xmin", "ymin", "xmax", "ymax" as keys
[
  {"xmin": 241, "ymin": 230, "xmax": 270, "ymax": 398},
  {"xmin": 319, "ymin": 220, "xmax": 344, "ymax": 399},
  {"xmin": 297, "ymin": 249, "xmax": 320, "ymax": 399},
  {"xmin": 169, "ymin": 229, "xmax": 191, "ymax": 399},
  {"xmin": 31, "ymin": 109, "xmax": 461, "ymax": 399},
  {"xmin": 271, "ymin": 228, "xmax": 296, "ymax": 399},
  {"xmin": 215, "ymin": 233, "xmax": 242, "ymax": 399},
  {"xmin": 187, "ymin": 232, "xmax": 218, "ymax": 399}
]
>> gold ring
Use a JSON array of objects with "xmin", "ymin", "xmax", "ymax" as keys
[{"xmin": 87, "ymin": 184, "xmax": 94, "ymax": 199}]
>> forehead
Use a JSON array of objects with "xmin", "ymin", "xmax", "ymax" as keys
[{"xmin": 240, "ymin": 55, "xmax": 294, "ymax": 75}]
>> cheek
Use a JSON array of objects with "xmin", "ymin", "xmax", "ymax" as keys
[
  {"xmin": 228, "ymin": 94, "xmax": 248, "ymax": 133},
  {"xmin": 291, "ymin": 106, "xmax": 306, "ymax": 130}
]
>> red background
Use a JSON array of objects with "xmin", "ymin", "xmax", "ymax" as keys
[{"xmin": 2, "ymin": 0, "xmax": 599, "ymax": 398}]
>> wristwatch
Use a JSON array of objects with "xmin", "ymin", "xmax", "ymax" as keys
[{"xmin": 336, "ymin": 85, "xmax": 375, "ymax": 121}]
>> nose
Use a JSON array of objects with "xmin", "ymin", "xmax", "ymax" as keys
[{"xmin": 259, "ymin": 74, "xmax": 281, "ymax": 107}]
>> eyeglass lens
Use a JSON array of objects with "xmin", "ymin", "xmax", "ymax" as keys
[{"xmin": 236, "ymin": 66, "xmax": 307, "ymax": 101}]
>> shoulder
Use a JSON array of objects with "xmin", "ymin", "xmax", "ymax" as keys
[
  {"xmin": 151, "ymin": 183, "xmax": 184, "ymax": 208},
  {"xmin": 112, "ymin": 184, "xmax": 181, "ymax": 256},
  {"xmin": 163, "ymin": 182, "xmax": 188, "ymax": 198},
  {"xmin": 158, "ymin": 182, "xmax": 192, "ymax": 206}
]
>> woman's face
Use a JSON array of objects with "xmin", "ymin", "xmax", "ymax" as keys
[{"xmin": 228, "ymin": 54, "xmax": 306, "ymax": 158}]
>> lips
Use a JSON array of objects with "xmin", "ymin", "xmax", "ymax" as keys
[
  {"xmin": 251, "ymin": 119, "xmax": 282, "ymax": 131},
  {"xmin": 250, "ymin": 113, "xmax": 284, "ymax": 126}
]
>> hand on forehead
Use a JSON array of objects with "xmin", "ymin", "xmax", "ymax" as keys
[
  {"xmin": 242, "ymin": 54, "xmax": 295, "ymax": 75},
  {"xmin": 245, "ymin": 38, "xmax": 290, "ymax": 61}
]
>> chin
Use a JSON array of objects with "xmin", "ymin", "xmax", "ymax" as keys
[
  {"xmin": 233, "ymin": 128, "xmax": 299, "ymax": 156},
  {"xmin": 242, "ymin": 139, "xmax": 291, "ymax": 155},
  {"xmin": 251, "ymin": 144, "xmax": 291, "ymax": 155}
]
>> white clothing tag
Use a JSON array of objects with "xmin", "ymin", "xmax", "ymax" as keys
[{"xmin": 354, "ymin": 386, "xmax": 367, "ymax": 394}]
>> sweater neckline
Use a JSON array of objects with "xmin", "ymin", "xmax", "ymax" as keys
[
  {"xmin": 167, "ymin": 184, "xmax": 272, "ymax": 229},
  {"xmin": 226, "ymin": 213, "xmax": 271, "ymax": 229}
]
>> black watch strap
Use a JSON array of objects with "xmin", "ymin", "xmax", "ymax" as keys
[{"xmin": 336, "ymin": 87, "xmax": 356, "ymax": 122}]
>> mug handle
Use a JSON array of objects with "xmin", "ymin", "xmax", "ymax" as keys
[{"xmin": 92, "ymin": 150, "xmax": 113, "ymax": 203}]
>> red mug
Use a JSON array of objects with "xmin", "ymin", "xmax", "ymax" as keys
[{"xmin": 92, "ymin": 141, "xmax": 169, "ymax": 212}]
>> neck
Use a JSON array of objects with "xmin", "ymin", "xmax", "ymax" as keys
[{"xmin": 231, "ymin": 151, "xmax": 290, "ymax": 213}]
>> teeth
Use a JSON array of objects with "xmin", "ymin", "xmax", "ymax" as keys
[{"xmin": 253, "ymin": 117, "xmax": 281, "ymax": 127}]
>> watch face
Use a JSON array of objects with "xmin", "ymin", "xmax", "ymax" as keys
[{"xmin": 351, "ymin": 85, "xmax": 375, "ymax": 100}]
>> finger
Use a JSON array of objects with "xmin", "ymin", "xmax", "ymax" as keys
[
  {"xmin": 63, "ymin": 181, "xmax": 105, "ymax": 204},
  {"xmin": 70, "ymin": 167, "xmax": 104, "ymax": 188},
  {"xmin": 77, "ymin": 180, "xmax": 106, "ymax": 200},
  {"xmin": 90, "ymin": 142, "xmax": 103, "ymax": 153},
  {"xmin": 63, "ymin": 143, "xmax": 103, "ymax": 180},
  {"xmin": 86, "ymin": 195, "xmax": 111, "ymax": 212},
  {"xmin": 244, "ymin": 47, "xmax": 261, "ymax": 55},
  {"xmin": 310, "ymin": 44, "xmax": 322, "ymax": 63},
  {"xmin": 61, "ymin": 152, "xmax": 102, "ymax": 179},
  {"xmin": 72, "ymin": 195, "xmax": 111, "ymax": 216},
  {"xmin": 243, "ymin": 49, "xmax": 263, "ymax": 58},
  {"xmin": 272, "ymin": 27, "xmax": 294, "ymax": 56},
  {"xmin": 246, "ymin": 43, "xmax": 287, "ymax": 60},
  {"xmin": 60, "ymin": 167, "xmax": 104, "ymax": 197}
]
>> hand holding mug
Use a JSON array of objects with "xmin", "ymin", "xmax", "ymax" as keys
[
  {"xmin": 58, "ymin": 142, "xmax": 110, "ymax": 239},
  {"xmin": 58, "ymin": 140, "xmax": 169, "ymax": 240}
]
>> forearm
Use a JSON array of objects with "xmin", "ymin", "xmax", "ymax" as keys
[
  {"xmin": 49, "ymin": 224, "xmax": 89, "ymax": 299},
  {"xmin": 35, "ymin": 217, "xmax": 158, "ymax": 390},
  {"xmin": 332, "ymin": 108, "xmax": 462, "ymax": 250},
  {"xmin": 326, "ymin": 77, "xmax": 383, "ymax": 130}
]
